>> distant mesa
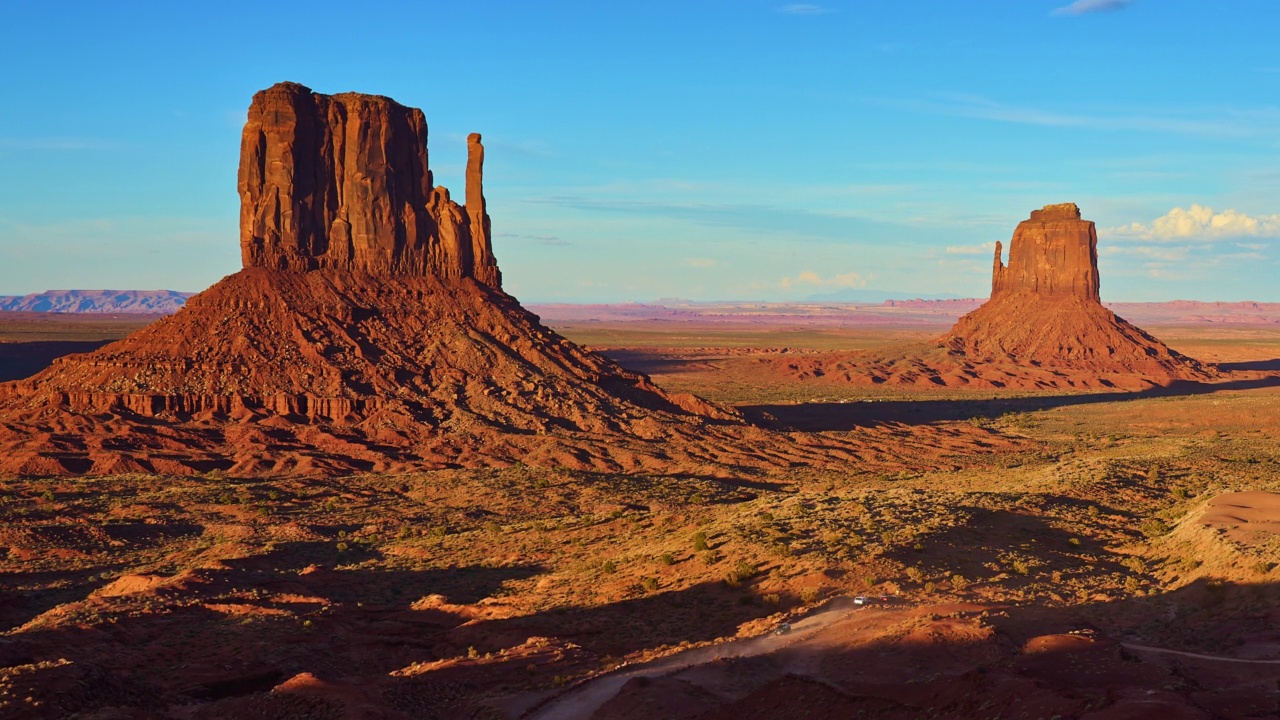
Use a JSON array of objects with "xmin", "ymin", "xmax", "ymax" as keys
[
  {"xmin": 765, "ymin": 203, "xmax": 1212, "ymax": 390},
  {"xmin": 0, "ymin": 82, "xmax": 776, "ymax": 478},
  {"xmin": 0, "ymin": 290, "xmax": 193, "ymax": 314}
]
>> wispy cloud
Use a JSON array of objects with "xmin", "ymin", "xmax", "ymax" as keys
[
  {"xmin": 945, "ymin": 243, "xmax": 993, "ymax": 255},
  {"xmin": 780, "ymin": 270, "xmax": 865, "ymax": 289},
  {"xmin": 1107, "ymin": 205, "xmax": 1280, "ymax": 241},
  {"xmin": 683, "ymin": 257, "xmax": 716, "ymax": 268},
  {"xmin": 0, "ymin": 136, "xmax": 114, "ymax": 151},
  {"xmin": 501, "ymin": 232, "xmax": 570, "ymax": 246},
  {"xmin": 778, "ymin": 4, "xmax": 832, "ymax": 15},
  {"xmin": 879, "ymin": 93, "xmax": 1279, "ymax": 139},
  {"xmin": 1052, "ymin": 0, "xmax": 1131, "ymax": 16}
]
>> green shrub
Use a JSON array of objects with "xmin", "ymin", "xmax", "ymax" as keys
[
  {"xmin": 658, "ymin": 552, "xmax": 675, "ymax": 566},
  {"xmin": 693, "ymin": 531, "xmax": 709, "ymax": 552},
  {"xmin": 641, "ymin": 577, "xmax": 659, "ymax": 592},
  {"xmin": 601, "ymin": 560, "xmax": 617, "ymax": 574},
  {"xmin": 1140, "ymin": 518, "xmax": 1171, "ymax": 537}
]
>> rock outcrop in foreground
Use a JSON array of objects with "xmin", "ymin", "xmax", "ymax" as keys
[{"xmin": 764, "ymin": 203, "xmax": 1210, "ymax": 390}]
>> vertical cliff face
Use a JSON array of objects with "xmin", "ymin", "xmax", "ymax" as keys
[
  {"xmin": 991, "ymin": 203, "xmax": 1099, "ymax": 302},
  {"xmin": 238, "ymin": 82, "xmax": 500, "ymax": 287}
]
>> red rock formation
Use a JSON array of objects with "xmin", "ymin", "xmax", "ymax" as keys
[
  {"xmin": 990, "ymin": 203, "xmax": 1099, "ymax": 301},
  {"xmin": 760, "ymin": 203, "xmax": 1211, "ymax": 390},
  {"xmin": 238, "ymin": 82, "xmax": 500, "ymax": 286},
  {"xmin": 0, "ymin": 82, "xmax": 896, "ymax": 477},
  {"xmin": 942, "ymin": 203, "xmax": 1206, "ymax": 383}
]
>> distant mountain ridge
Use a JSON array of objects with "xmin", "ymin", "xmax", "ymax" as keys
[{"xmin": 0, "ymin": 290, "xmax": 194, "ymax": 314}]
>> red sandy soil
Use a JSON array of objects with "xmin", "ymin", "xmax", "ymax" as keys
[{"xmin": 1202, "ymin": 491, "xmax": 1280, "ymax": 547}]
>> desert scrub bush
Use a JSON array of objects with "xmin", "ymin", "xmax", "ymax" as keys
[
  {"xmin": 658, "ymin": 552, "xmax": 675, "ymax": 566},
  {"xmin": 1068, "ymin": 537, "xmax": 1081, "ymax": 547},
  {"xmin": 1252, "ymin": 560, "xmax": 1272, "ymax": 575},
  {"xmin": 693, "ymin": 531, "xmax": 709, "ymax": 552},
  {"xmin": 769, "ymin": 542, "xmax": 792, "ymax": 558},
  {"xmin": 1124, "ymin": 576, "xmax": 1142, "ymax": 594},
  {"xmin": 800, "ymin": 587, "xmax": 820, "ymax": 603},
  {"xmin": 762, "ymin": 593, "xmax": 781, "ymax": 605},
  {"xmin": 950, "ymin": 574, "xmax": 969, "ymax": 590},
  {"xmin": 1140, "ymin": 518, "xmax": 1171, "ymax": 537},
  {"xmin": 724, "ymin": 560, "xmax": 757, "ymax": 587},
  {"xmin": 906, "ymin": 566, "xmax": 925, "ymax": 583},
  {"xmin": 1172, "ymin": 487, "xmax": 1190, "ymax": 500},
  {"xmin": 924, "ymin": 581, "xmax": 936, "ymax": 593},
  {"xmin": 601, "ymin": 560, "xmax": 617, "ymax": 574},
  {"xmin": 1121, "ymin": 556, "xmax": 1147, "ymax": 574},
  {"xmin": 640, "ymin": 577, "xmax": 659, "ymax": 592},
  {"xmin": 483, "ymin": 520, "xmax": 502, "ymax": 534},
  {"xmin": 1010, "ymin": 559, "xmax": 1031, "ymax": 576}
]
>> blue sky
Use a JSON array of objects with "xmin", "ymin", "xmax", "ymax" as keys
[{"xmin": 1, "ymin": 0, "xmax": 1278, "ymax": 302}]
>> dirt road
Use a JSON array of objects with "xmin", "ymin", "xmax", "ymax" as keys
[{"xmin": 524, "ymin": 598, "xmax": 867, "ymax": 720}]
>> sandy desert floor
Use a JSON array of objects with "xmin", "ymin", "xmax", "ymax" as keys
[{"xmin": 3, "ymin": 314, "xmax": 1280, "ymax": 718}]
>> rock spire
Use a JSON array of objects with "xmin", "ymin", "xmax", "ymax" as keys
[{"xmin": 238, "ymin": 82, "xmax": 500, "ymax": 287}]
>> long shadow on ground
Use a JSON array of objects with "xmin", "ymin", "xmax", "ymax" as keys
[
  {"xmin": 742, "ymin": 373, "xmax": 1280, "ymax": 431},
  {"xmin": 0, "ymin": 340, "xmax": 113, "ymax": 382}
]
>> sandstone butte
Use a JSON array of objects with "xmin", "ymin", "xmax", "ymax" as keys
[
  {"xmin": 0, "ymin": 83, "xmax": 988, "ymax": 477},
  {"xmin": 766, "ymin": 203, "xmax": 1211, "ymax": 391}
]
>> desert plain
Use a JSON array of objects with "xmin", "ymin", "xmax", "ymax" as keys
[
  {"xmin": 1, "ymin": 82, "xmax": 1279, "ymax": 720},
  {"xmin": 3, "ymin": 302, "xmax": 1280, "ymax": 719}
]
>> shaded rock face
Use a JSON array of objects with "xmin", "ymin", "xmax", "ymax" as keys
[
  {"xmin": 238, "ymin": 82, "xmax": 501, "ymax": 288},
  {"xmin": 991, "ymin": 203, "xmax": 1099, "ymax": 302}
]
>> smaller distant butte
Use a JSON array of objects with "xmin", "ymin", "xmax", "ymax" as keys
[{"xmin": 763, "ymin": 203, "xmax": 1213, "ymax": 391}]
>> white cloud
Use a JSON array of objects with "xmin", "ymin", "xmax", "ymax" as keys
[
  {"xmin": 778, "ymin": 4, "xmax": 832, "ymax": 15},
  {"xmin": 683, "ymin": 257, "xmax": 716, "ymax": 268},
  {"xmin": 1052, "ymin": 0, "xmax": 1131, "ymax": 16},
  {"xmin": 780, "ymin": 270, "xmax": 865, "ymax": 289},
  {"xmin": 1108, "ymin": 205, "xmax": 1280, "ymax": 242}
]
